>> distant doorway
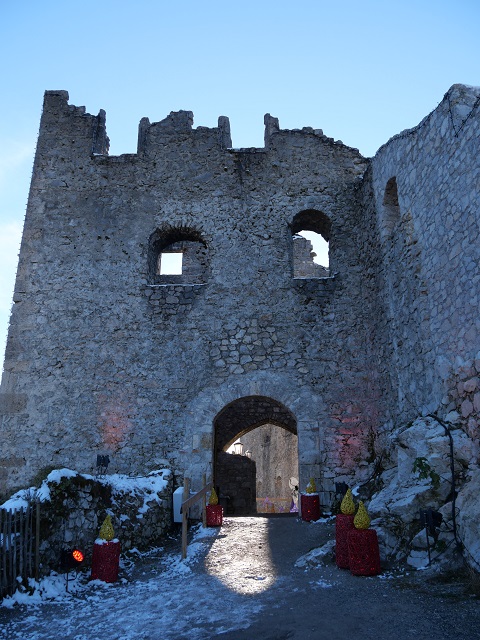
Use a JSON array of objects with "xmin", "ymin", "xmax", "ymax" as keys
[
  {"xmin": 213, "ymin": 396, "xmax": 298, "ymax": 515},
  {"xmin": 238, "ymin": 424, "xmax": 298, "ymax": 514}
]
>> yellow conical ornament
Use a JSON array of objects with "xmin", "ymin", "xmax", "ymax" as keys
[
  {"xmin": 353, "ymin": 501, "xmax": 371, "ymax": 529},
  {"xmin": 99, "ymin": 515, "xmax": 115, "ymax": 541},
  {"xmin": 306, "ymin": 478, "xmax": 317, "ymax": 494},
  {"xmin": 208, "ymin": 487, "xmax": 219, "ymax": 505},
  {"xmin": 340, "ymin": 488, "xmax": 355, "ymax": 515}
]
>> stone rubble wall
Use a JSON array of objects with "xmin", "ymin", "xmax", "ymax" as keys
[
  {"xmin": 239, "ymin": 424, "xmax": 299, "ymax": 512},
  {"xmin": 1, "ymin": 469, "xmax": 174, "ymax": 575},
  {"xmin": 292, "ymin": 235, "xmax": 329, "ymax": 278},
  {"xmin": 215, "ymin": 451, "xmax": 256, "ymax": 515},
  {"xmin": 0, "ymin": 85, "xmax": 478, "ymax": 521}
]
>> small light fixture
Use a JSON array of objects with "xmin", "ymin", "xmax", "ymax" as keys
[
  {"xmin": 233, "ymin": 442, "xmax": 244, "ymax": 456},
  {"xmin": 61, "ymin": 547, "xmax": 85, "ymax": 570},
  {"xmin": 61, "ymin": 547, "xmax": 85, "ymax": 592},
  {"xmin": 245, "ymin": 450, "xmax": 252, "ymax": 459},
  {"xmin": 96, "ymin": 454, "xmax": 110, "ymax": 476}
]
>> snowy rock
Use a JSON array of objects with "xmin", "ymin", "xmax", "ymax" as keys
[
  {"xmin": 366, "ymin": 417, "xmax": 474, "ymax": 563},
  {"xmin": 406, "ymin": 550, "xmax": 429, "ymax": 569},
  {"xmin": 294, "ymin": 540, "xmax": 335, "ymax": 568},
  {"xmin": 455, "ymin": 469, "xmax": 480, "ymax": 570}
]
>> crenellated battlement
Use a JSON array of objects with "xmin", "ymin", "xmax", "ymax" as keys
[
  {"xmin": 39, "ymin": 90, "xmax": 110, "ymax": 157},
  {"xmin": 40, "ymin": 90, "xmax": 361, "ymax": 164},
  {"xmin": 137, "ymin": 110, "xmax": 232, "ymax": 154}
]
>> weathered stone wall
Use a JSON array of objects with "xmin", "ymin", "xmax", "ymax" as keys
[
  {"xmin": 215, "ymin": 452, "xmax": 256, "ymax": 515},
  {"xmin": 292, "ymin": 235, "xmax": 329, "ymax": 278},
  {"xmin": 239, "ymin": 424, "xmax": 298, "ymax": 513},
  {"xmin": 1, "ymin": 469, "xmax": 173, "ymax": 574},
  {"xmin": 369, "ymin": 84, "xmax": 480, "ymax": 424},
  {"xmin": 0, "ymin": 90, "xmax": 385, "ymax": 497},
  {"xmin": 0, "ymin": 85, "xmax": 478, "ymax": 512}
]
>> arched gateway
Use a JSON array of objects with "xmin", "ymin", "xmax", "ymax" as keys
[{"xmin": 213, "ymin": 396, "xmax": 297, "ymax": 514}]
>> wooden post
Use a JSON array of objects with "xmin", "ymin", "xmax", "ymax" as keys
[
  {"xmin": 13, "ymin": 509, "xmax": 18, "ymax": 580},
  {"xmin": 0, "ymin": 509, "xmax": 6, "ymax": 595},
  {"xmin": 202, "ymin": 474, "xmax": 207, "ymax": 529},
  {"xmin": 7, "ymin": 510, "xmax": 13, "ymax": 590},
  {"xmin": 35, "ymin": 502, "xmax": 40, "ymax": 581},
  {"xmin": 181, "ymin": 477, "xmax": 190, "ymax": 560},
  {"xmin": 179, "ymin": 479, "xmax": 212, "ymax": 560}
]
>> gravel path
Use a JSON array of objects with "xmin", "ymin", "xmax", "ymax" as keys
[
  {"xmin": 1, "ymin": 515, "xmax": 479, "ymax": 640},
  {"xmin": 204, "ymin": 516, "xmax": 480, "ymax": 640}
]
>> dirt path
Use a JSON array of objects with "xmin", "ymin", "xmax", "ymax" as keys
[
  {"xmin": 1, "ymin": 515, "xmax": 479, "ymax": 640},
  {"xmin": 201, "ymin": 516, "xmax": 480, "ymax": 640}
]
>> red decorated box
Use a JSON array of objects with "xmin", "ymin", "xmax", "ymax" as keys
[
  {"xmin": 347, "ymin": 528, "xmax": 381, "ymax": 576},
  {"xmin": 300, "ymin": 493, "xmax": 321, "ymax": 522},
  {"xmin": 335, "ymin": 513, "xmax": 355, "ymax": 568},
  {"xmin": 206, "ymin": 504, "xmax": 223, "ymax": 526},
  {"xmin": 91, "ymin": 539, "xmax": 121, "ymax": 583}
]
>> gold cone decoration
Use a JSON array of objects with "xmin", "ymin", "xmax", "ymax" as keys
[
  {"xmin": 209, "ymin": 487, "xmax": 219, "ymax": 505},
  {"xmin": 305, "ymin": 478, "xmax": 317, "ymax": 494},
  {"xmin": 99, "ymin": 514, "xmax": 115, "ymax": 541},
  {"xmin": 340, "ymin": 488, "xmax": 356, "ymax": 515},
  {"xmin": 354, "ymin": 501, "xmax": 371, "ymax": 529}
]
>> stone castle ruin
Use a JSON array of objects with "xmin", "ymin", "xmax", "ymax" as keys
[{"xmin": 1, "ymin": 86, "xmax": 480, "ymax": 563}]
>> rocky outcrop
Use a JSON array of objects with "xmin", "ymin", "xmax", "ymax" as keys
[{"xmin": 364, "ymin": 416, "xmax": 476, "ymax": 569}]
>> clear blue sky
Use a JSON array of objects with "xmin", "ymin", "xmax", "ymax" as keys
[{"xmin": 1, "ymin": 0, "xmax": 479, "ymax": 369}]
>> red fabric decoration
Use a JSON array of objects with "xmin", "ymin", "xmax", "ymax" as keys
[
  {"xmin": 347, "ymin": 529, "xmax": 381, "ymax": 576},
  {"xmin": 91, "ymin": 540, "xmax": 121, "ymax": 583},
  {"xmin": 206, "ymin": 504, "xmax": 223, "ymax": 526},
  {"xmin": 335, "ymin": 514, "xmax": 355, "ymax": 568},
  {"xmin": 301, "ymin": 493, "xmax": 321, "ymax": 522}
]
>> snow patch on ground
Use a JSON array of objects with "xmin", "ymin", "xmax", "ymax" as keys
[
  {"xmin": 1, "ymin": 524, "xmax": 216, "ymax": 609},
  {"xmin": 1, "ymin": 524, "xmax": 262, "ymax": 639},
  {"xmin": 311, "ymin": 515, "xmax": 335, "ymax": 524},
  {"xmin": 309, "ymin": 578, "xmax": 335, "ymax": 589}
]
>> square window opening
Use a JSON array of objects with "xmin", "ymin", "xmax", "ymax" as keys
[{"xmin": 159, "ymin": 251, "xmax": 183, "ymax": 275}]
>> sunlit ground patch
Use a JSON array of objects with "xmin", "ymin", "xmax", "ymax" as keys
[{"xmin": 204, "ymin": 517, "xmax": 277, "ymax": 594}]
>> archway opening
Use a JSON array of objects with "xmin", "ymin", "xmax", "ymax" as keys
[
  {"xmin": 291, "ymin": 209, "xmax": 331, "ymax": 277},
  {"xmin": 214, "ymin": 396, "xmax": 298, "ymax": 516},
  {"xmin": 382, "ymin": 176, "xmax": 401, "ymax": 234}
]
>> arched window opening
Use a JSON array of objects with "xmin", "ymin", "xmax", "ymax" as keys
[
  {"xmin": 291, "ymin": 209, "xmax": 331, "ymax": 278},
  {"xmin": 382, "ymin": 177, "xmax": 401, "ymax": 234},
  {"xmin": 147, "ymin": 225, "xmax": 209, "ymax": 284}
]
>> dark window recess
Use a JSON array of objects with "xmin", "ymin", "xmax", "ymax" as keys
[
  {"xmin": 382, "ymin": 177, "xmax": 401, "ymax": 233},
  {"xmin": 147, "ymin": 226, "xmax": 209, "ymax": 284},
  {"xmin": 290, "ymin": 209, "xmax": 331, "ymax": 278}
]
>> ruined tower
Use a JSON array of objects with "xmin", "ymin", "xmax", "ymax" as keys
[{"xmin": 1, "ymin": 85, "xmax": 479, "ymax": 503}]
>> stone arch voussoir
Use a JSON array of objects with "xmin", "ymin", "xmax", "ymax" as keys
[{"xmin": 179, "ymin": 372, "xmax": 327, "ymax": 492}]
